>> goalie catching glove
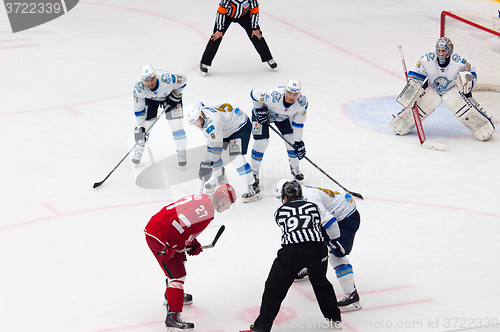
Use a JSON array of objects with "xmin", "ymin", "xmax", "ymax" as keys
[
  {"xmin": 455, "ymin": 71, "xmax": 474, "ymax": 95},
  {"xmin": 293, "ymin": 141, "xmax": 306, "ymax": 160}
]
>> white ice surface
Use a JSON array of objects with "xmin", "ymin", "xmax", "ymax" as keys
[{"xmin": 1, "ymin": 1, "xmax": 500, "ymax": 331}]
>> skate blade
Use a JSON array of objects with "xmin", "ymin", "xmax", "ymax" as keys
[
  {"xmin": 339, "ymin": 302, "xmax": 362, "ymax": 312},
  {"xmin": 242, "ymin": 193, "xmax": 262, "ymax": 203}
]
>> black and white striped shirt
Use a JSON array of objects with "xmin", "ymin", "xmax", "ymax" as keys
[
  {"xmin": 275, "ymin": 200, "xmax": 324, "ymax": 246},
  {"xmin": 215, "ymin": 0, "xmax": 260, "ymax": 31}
]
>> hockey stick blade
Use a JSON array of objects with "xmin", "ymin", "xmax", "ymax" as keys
[
  {"xmin": 203, "ymin": 224, "xmax": 225, "ymax": 249},
  {"xmin": 422, "ymin": 140, "xmax": 446, "ymax": 151},
  {"xmin": 93, "ymin": 106, "xmax": 170, "ymax": 189}
]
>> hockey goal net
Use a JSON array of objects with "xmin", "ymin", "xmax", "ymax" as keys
[{"xmin": 441, "ymin": 11, "xmax": 500, "ymax": 92}]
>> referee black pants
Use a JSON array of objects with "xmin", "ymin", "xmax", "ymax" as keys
[
  {"xmin": 200, "ymin": 13, "xmax": 273, "ymax": 66},
  {"xmin": 253, "ymin": 242, "xmax": 341, "ymax": 332}
]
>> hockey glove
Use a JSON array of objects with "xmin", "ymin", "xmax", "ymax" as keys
[
  {"xmin": 198, "ymin": 161, "xmax": 213, "ymax": 181},
  {"xmin": 134, "ymin": 126, "xmax": 147, "ymax": 145},
  {"xmin": 329, "ymin": 238, "xmax": 346, "ymax": 258},
  {"xmin": 255, "ymin": 107, "xmax": 270, "ymax": 125},
  {"xmin": 164, "ymin": 242, "xmax": 178, "ymax": 259},
  {"xmin": 164, "ymin": 92, "xmax": 183, "ymax": 110},
  {"xmin": 293, "ymin": 141, "xmax": 306, "ymax": 160},
  {"xmin": 186, "ymin": 239, "xmax": 203, "ymax": 256}
]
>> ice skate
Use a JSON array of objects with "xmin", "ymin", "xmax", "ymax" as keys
[
  {"xmin": 337, "ymin": 289, "xmax": 362, "ymax": 312},
  {"xmin": 132, "ymin": 147, "xmax": 144, "ymax": 164},
  {"xmin": 165, "ymin": 311, "xmax": 194, "ymax": 330},
  {"xmin": 294, "ymin": 267, "xmax": 309, "ymax": 281},
  {"xmin": 177, "ymin": 150, "xmax": 187, "ymax": 167},
  {"xmin": 267, "ymin": 59, "xmax": 277, "ymax": 71},
  {"xmin": 204, "ymin": 167, "xmax": 227, "ymax": 193},
  {"xmin": 290, "ymin": 166, "xmax": 304, "ymax": 181},
  {"xmin": 199, "ymin": 63, "xmax": 208, "ymax": 76},
  {"xmin": 242, "ymin": 182, "xmax": 262, "ymax": 203}
]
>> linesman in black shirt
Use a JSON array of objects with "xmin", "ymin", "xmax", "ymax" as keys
[
  {"xmin": 246, "ymin": 180, "xmax": 341, "ymax": 332},
  {"xmin": 199, "ymin": 0, "xmax": 277, "ymax": 75}
]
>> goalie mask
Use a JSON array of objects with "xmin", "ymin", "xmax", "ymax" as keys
[{"xmin": 436, "ymin": 37, "xmax": 453, "ymax": 66}]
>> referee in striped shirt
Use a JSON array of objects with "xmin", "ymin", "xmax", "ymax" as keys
[
  {"xmin": 248, "ymin": 180, "xmax": 341, "ymax": 332},
  {"xmin": 200, "ymin": 0, "xmax": 277, "ymax": 75}
]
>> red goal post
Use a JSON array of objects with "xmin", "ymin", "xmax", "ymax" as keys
[{"xmin": 440, "ymin": 11, "xmax": 500, "ymax": 92}]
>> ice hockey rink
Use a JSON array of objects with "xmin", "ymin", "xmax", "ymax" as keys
[{"xmin": 1, "ymin": 0, "xmax": 500, "ymax": 331}]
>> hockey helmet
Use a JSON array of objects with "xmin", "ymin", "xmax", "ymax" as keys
[
  {"xmin": 436, "ymin": 37, "xmax": 453, "ymax": 65},
  {"xmin": 279, "ymin": 180, "xmax": 302, "ymax": 203},
  {"xmin": 285, "ymin": 79, "xmax": 301, "ymax": 93},
  {"xmin": 140, "ymin": 64, "xmax": 156, "ymax": 80},
  {"xmin": 185, "ymin": 102, "xmax": 205, "ymax": 127},
  {"xmin": 275, "ymin": 179, "xmax": 289, "ymax": 200},
  {"xmin": 213, "ymin": 183, "xmax": 237, "ymax": 211}
]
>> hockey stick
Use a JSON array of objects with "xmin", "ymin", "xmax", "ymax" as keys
[
  {"xmin": 269, "ymin": 125, "xmax": 363, "ymax": 200},
  {"xmin": 179, "ymin": 225, "xmax": 226, "ymax": 252},
  {"xmin": 398, "ymin": 45, "xmax": 445, "ymax": 151},
  {"xmin": 93, "ymin": 106, "xmax": 170, "ymax": 188}
]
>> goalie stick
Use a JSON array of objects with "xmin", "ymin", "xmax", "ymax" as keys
[
  {"xmin": 269, "ymin": 125, "xmax": 363, "ymax": 200},
  {"xmin": 179, "ymin": 225, "xmax": 226, "ymax": 252},
  {"xmin": 93, "ymin": 106, "xmax": 170, "ymax": 189},
  {"xmin": 398, "ymin": 45, "xmax": 445, "ymax": 151}
]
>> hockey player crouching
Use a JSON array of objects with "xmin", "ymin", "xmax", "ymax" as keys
[
  {"xmin": 391, "ymin": 37, "xmax": 495, "ymax": 141},
  {"xmin": 275, "ymin": 179, "xmax": 362, "ymax": 313},
  {"xmin": 144, "ymin": 184, "xmax": 237, "ymax": 330},
  {"xmin": 132, "ymin": 64, "xmax": 188, "ymax": 166},
  {"xmin": 186, "ymin": 102, "xmax": 262, "ymax": 203},
  {"xmin": 244, "ymin": 180, "xmax": 341, "ymax": 332}
]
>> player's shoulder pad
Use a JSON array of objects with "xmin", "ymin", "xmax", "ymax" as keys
[
  {"xmin": 422, "ymin": 52, "xmax": 436, "ymax": 62},
  {"xmin": 297, "ymin": 95, "xmax": 308, "ymax": 108},
  {"xmin": 133, "ymin": 81, "xmax": 146, "ymax": 95}
]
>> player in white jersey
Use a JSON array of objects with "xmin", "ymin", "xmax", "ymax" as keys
[
  {"xmin": 132, "ymin": 64, "xmax": 188, "ymax": 166},
  {"xmin": 250, "ymin": 79, "xmax": 308, "ymax": 191},
  {"xmin": 186, "ymin": 102, "xmax": 261, "ymax": 203},
  {"xmin": 391, "ymin": 37, "xmax": 494, "ymax": 141},
  {"xmin": 275, "ymin": 179, "xmax": 362, "ymax": 312}
]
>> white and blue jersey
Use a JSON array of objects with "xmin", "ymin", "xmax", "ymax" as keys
[
  {"xmin": 132, "ymin": 70, "xmax": 187, "ymax": 126},
  {"xmin": 302, "ymin": 185, "xmax": 357, "ymax": 240},
  {"xmin": 408, "ymin": 52, "xmax": 476, "ymax": 96},
  {"xmin": 200, "ymin": 103, "xmax": 249, "ymax": 166},
  {"xmin": 250, "ymin": 86, "xmax": 308, "ymax": 141}
]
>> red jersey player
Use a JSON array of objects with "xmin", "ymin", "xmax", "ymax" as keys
[{"xmin": 144, "ymin": 183, "xmax": 237, "ymax": 330}]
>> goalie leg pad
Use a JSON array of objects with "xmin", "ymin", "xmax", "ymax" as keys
[
  {"xmin": 442, "ymin": 86, "xmax": 495, "ymax": 141},
  {"xmin": 391, "ymin": 87, "xmax": 442, "ymax": 135}
]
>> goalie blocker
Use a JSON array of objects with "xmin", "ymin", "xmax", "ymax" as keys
[{"xmin": 391, "ymin": 74, "xmax": 495, "ymax": 141}]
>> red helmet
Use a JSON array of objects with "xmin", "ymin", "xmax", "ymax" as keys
[{"xmin": 213, "ymin": 183, "xmax": 237, "ymax": 205}]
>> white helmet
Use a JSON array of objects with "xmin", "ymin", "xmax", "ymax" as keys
[
  {"xmin": 140, "ymin": 64, "xmax": 156, "ymax": 80},
  {"xmin": 285, "ymin": 79, "xmax": 301, "ymax": 93},
  {"xmin": 185, "ymin": 102, "xmax": 205, "ymax": 127}
]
